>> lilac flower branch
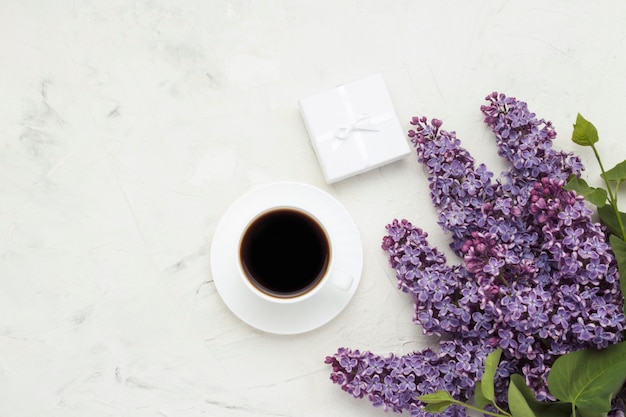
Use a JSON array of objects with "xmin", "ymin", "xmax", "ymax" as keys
[
  {"xmin": 326, "ymin": 93, "xmax": 626, "ymax": 417},
  {"xmin": 566, "ymin": 113, "xmax": 626, "ymax": 316},
  {"xmin": 570, "ymin": 113, "xmax": 626, "ymax": 242}
]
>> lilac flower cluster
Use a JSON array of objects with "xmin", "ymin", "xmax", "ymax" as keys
[
  {"xmin": 325, "ymin": 93, "xmax": 625, "ymax": 417},
  {"xmin": 327, "ymin": 341, "xmax": 486, "ymax": 417}
]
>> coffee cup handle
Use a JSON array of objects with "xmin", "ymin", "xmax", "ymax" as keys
[{"xmin": 330, "ymin": 269, "xmax": 354, "ymax": 291}]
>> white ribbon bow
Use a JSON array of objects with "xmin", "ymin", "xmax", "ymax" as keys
[{"xmin": 334, "ymin": 114, "xmax": 380, "ymax": 140}]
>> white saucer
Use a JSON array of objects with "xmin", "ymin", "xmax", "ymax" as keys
[{"xmin": 210, "ymin": 182, "xmax": 363, "ymax": 335}]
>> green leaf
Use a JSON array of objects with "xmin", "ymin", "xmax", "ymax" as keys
[
  {"xmin": 598, "ymin": 205, "xmax": 626, "ymax": 237},
  {"xmin": 508, "ymin": 375, "xmax": 538, "ymax": 417},
  {"xmin": 422, "ymin": 402, "xmax": 453, "ymax": 413},
  {"xmin": 480, "ymin": 348, "xmax": 502, "ymax": 404},
  {"xmin": 564, "ymin": 175, "xmax": 608, "ymax": 207},
  {"xmin": 473, "ymin": 381, "xmax": 491, "ymax": 409},
  {"xmin": 608, "ymin": 234, "xmax": 626, "ymax": 315},
  {"xmin": 577, "ymin": 408, "xmax": 609, "ymax": 417},
  {"xmin": 418, "ymin": 390, "xmax": 456, "ymax": 413},
  {"xmin": 507, "ymin": 374, "xmax": 570, "ymax": 417},
  {"xmin": 547, "ymin": 340, "xmax": 626, "ymax": 412},
  {"xmin": 602, "ymin": 160, "xmax": 626, "ymax": 185},
  {"xmin": 572, "ymin": 113, "xmax": 599, "ymax": 146}
]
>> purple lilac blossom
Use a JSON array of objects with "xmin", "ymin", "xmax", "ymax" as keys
[{"xmin": 325, "ymin": 93, "xmax": 625, "ymax": 417}]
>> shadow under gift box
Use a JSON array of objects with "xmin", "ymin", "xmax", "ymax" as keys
[{"xmin": 299, "ymin": 73, "xmax": 411, "ymax": 184}]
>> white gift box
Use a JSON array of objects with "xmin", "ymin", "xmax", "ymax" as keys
[{"xmin": 299, "ymin": 74, "xmax": 411, "ymax": 183}]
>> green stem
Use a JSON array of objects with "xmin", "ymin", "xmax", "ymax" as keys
[
  {"xmin": 591, "ymin": 143, "xmax": 626, "ymax": 241},
  {"xmin": 498, "ymin": 272, "xmax": 510, "ymax": 287},
  {"xmin": 450, "ymin": 399, "xmax": 511, "ymax": 417},
  {"xmin": 494, "ymin": 403, "xmax": 512, "ymax": 416}
]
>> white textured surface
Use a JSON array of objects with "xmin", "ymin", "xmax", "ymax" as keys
[{"xmin": 3, "ymin": 1, "xmax": 626, "ymax": 416}]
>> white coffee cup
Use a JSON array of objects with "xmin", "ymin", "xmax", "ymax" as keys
[{"xmin": 237, "ymin": 205, "xmax": 354, "ymax": 304}]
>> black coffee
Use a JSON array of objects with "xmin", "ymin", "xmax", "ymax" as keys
[{"xmin": 239, "ymin": 208, "xmax": 330, "ymax": 298}]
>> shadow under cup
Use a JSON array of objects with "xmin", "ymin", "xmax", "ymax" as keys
[{"xmin": 239, "ymin": 207, "xmax": 331, "ymax": 300}]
